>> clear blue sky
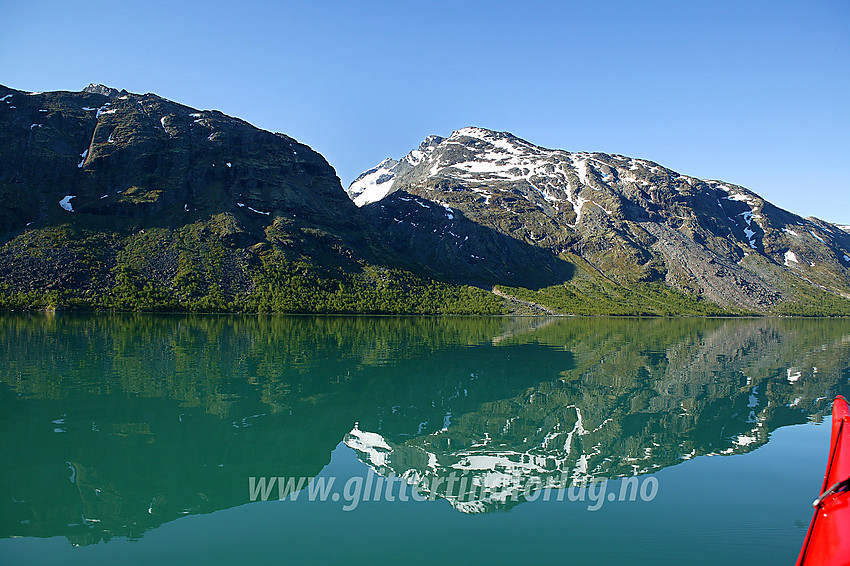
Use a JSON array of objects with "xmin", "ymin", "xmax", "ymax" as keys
[{"xmin": 2, "ymin": 0, "xmax": 848, "ymax": 222}]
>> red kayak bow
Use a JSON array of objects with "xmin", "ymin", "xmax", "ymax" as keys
[{"xmin": 797, "ymin": 395, "xmax": 850, "ymax": 566}]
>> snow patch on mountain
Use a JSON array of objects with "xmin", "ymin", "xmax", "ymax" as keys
[
  {"xmin": 160, "ymin": 116, "xmax": 174, "ymax": 138},
  {"xmin": 96, "ymin": 105, "xmax": 115, "ymax": 119},
  {"xmin": 785, "ymin": 251, "xmax": 799, "ymax": 265},
  {"xmin": 347, "ymin": 135, "xmax": 446, "ymax": 206},
  {"xmin": 437, "ymin": 202, "xmax": 454, "ymax": 220},
  {"xmin": 347, "ymin": 158, "xmax": 399, "ymax": 206},
  {"xmin": 715, "ymin": 185, "xmax": 768, "ymax": 249},
  {"xmin": 59, "ymin": 196, "xmax": 75, "ymax": 212}
]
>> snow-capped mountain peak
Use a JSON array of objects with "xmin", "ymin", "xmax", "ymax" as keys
[{"xmin": 347, "ymin": 134, "xmax": 446, "ymax": 206}]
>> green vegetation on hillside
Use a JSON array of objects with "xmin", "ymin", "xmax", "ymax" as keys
[
  {"xmin": 240, "ymin": 255, "xmax": 504, "ymax": 314},
  {"xmin": 0, "ymin": 249, "xmax": 505, "ymax": 315},
  {"xmin": 496, "ymin": 252, "xmax": 850, "ymax": 316},
  {"xmin": 492, "ymin": 251, "xmax": 740, "ymax": 316},
  {"xmin": 3, "ymin": 218, "xmax": 849, "ymax": 316},
  {"xmin": 496, "ymin": 282, "xmax": 736, "ymax": 316},
  {"xmin": 770, "ymin": 277, "xmax": 850, "ymax": 316}
]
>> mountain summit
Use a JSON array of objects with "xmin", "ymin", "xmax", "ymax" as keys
[
  {"xmin": 82, "ymin": 83, "xmax": 128, "ymax": 98},
  {"xmin": 348, "ymin": 127, "xmax": 850, "ymax": 313}
]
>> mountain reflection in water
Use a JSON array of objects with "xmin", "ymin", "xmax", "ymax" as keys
[{"xmin": 1, "ymin": 314, "xmax": 849, "ymax": 545}]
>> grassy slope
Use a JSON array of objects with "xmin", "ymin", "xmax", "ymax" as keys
[
  {"xmin": 496, "ymin": 254, "xmax": 850, "ymax": 316},
  {"xmin": 0, "ymin": 219, "xmax": 505, "ymax": 315},
  {"xmin": 4, "ymin": 224, "xmax": 849, "ymax": 316}
]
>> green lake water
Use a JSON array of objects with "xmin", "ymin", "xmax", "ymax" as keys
[{"xmin": 1, "ymin": 314, "xmax": 849, "ymax": 565}]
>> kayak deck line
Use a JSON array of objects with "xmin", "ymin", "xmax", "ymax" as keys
[{"xmin": 812, "ymin": 474, "xmax": 850, "ymax": 508}]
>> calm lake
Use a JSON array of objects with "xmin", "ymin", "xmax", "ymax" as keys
[{"xmin": 1, "ymin": 314, "xmax": 849, "ymax": 565}]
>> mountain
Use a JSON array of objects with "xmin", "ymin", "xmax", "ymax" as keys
[
  {"xmin": 2, "ymin": 83, "xmax": 849, "ymax": 315},
  {"xmin": 0, "ymin": 85, "xmax": 500, "ymax": 314},
  {"xmin": 347, "ymin": 127, "xmax": 850, "ymax": 314}
]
